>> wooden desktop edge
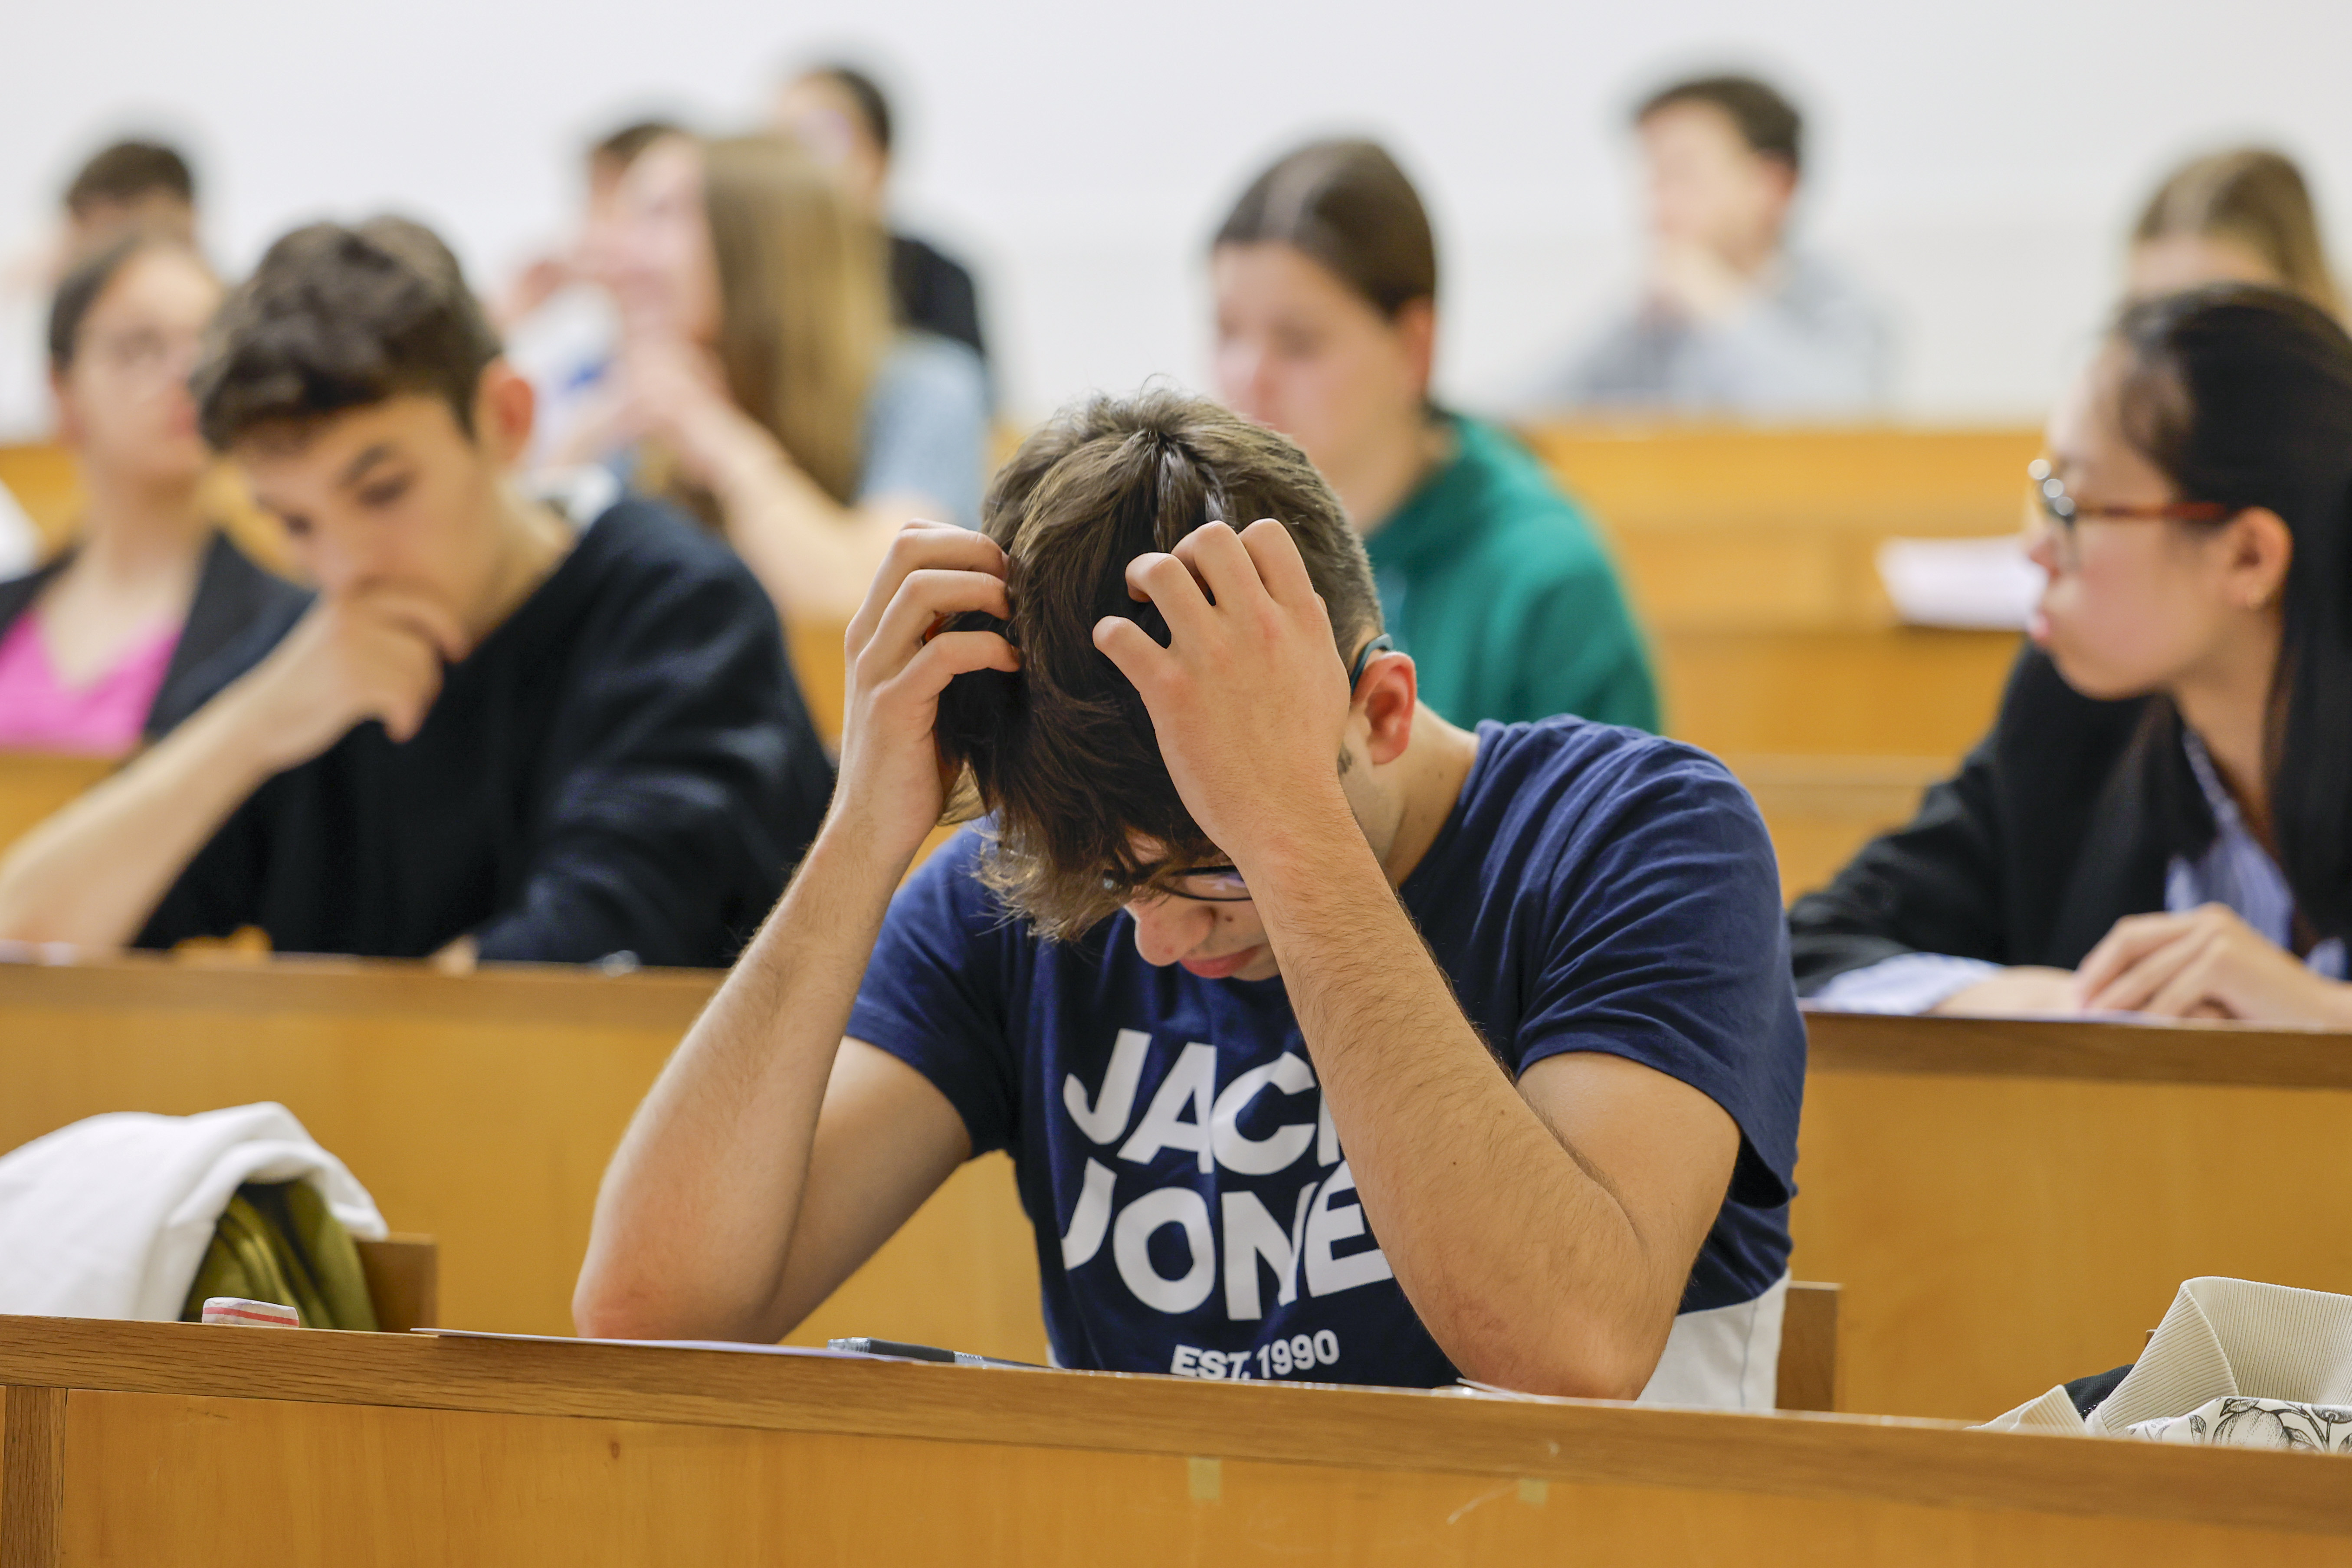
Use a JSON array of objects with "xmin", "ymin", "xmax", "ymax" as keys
[
  {"xmin": 1805, "ymin": 1008, "xmax": 2352, "ymax": 1090},
  {"xmin": 0, "ymin": 1317, "xmax": 2345, "ymax": 1536}
]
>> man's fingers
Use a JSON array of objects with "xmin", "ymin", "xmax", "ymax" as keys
[
  {"xmin": 346, "ymin": 585, "xmax": 471, "ymax": 663},
  {"xmin": 1171, "ymin": 521, "xmax": 1262, "ymax": 609},
  {"xmin": 1236, "ymin": 517, "xmax": 1319, "ymax": 607},
  {"xmin": 1093, "ymin": 614, "xmax": 1170, "ymax": 689},
  {"xmin": 895, "ymin": 630, "xmax": 1022, "ymax": 696},
  {"xmin": 849, "ymin": 525, "xmax": 1010, "ymax": 650},
  {"xmin": 861, "ymin": 568, "xmax": 1015, "ymax": 684},
  {"xmin": 1123, "ymin": 551, "xmax": 1214, "ymax": 639}
]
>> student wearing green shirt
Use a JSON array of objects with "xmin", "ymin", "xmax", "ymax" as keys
[{"xmin": 1210, "ymin": 138, "xmax": 1657, "ymax": 730}]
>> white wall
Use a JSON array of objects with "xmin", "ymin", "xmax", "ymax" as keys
[{"xmin": 4, "ymin": 0, "xmax": 2349, "ymax": 423}]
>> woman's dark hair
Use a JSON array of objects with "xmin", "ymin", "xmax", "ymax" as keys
[
  {"xmin": 2112, "ymin": 282, "xmax": 2352, "ymax": 936},
  {"xmin": 47, "ymin": 232, "xmax": 204, "ymax": 373},
  {"xmin": 1213, "ymin": 139, "xmax": 1436, "ymax": 320}
]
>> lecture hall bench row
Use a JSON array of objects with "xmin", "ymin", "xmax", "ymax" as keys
[
  {"xmin": 0, "ymin": 423, "xmax": 2037, "ymax": 896},
  {"xmin": 3, "ymin": 952, "xmax": 2344, "ymax": 1429}
]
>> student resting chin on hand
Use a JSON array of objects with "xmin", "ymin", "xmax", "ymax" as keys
[{"xmin": 1791, "ymin": 284, "xmax": 2352, "ymax": 1027}]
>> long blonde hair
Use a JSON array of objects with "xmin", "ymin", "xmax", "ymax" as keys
[
  {"xmin": 2135, "ymin": 148, "xmax": 2341, "ymax": 318},
  {"xmin": 697, "ymin": 134, "xmax": 889, "ymax": 505}
]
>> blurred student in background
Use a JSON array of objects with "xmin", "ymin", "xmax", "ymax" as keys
[
  {"xmin": 0, "ymin": 140, "xmax": 200, "ymax": 443},
  {"xmin": 0, "ymin": 217, "xmax": 832, "ymax": 967},
  {"xmin": 564, "ymin": 131, "xmax": 986, "ymax": 625},
  {"xmin": 1531, "ymin": 74, "xmax": 1890, "ymax": 419},
  {"xmin": 499, "ymin": 118, "xmax": 682, "ymax": 467},
  {"xmin": 0, "ymin": 139, "xmax": 205, "ymax": 572},
  {"xmin": 774, "ymin": 62, "xmax": 987, "ymax": 372},
  {"xmin": 1792, "ymin": 285, "xmax": 2352, "ymax": 1026},
  {"xmin": 1212, "ymin": 138, "xmax": 1655, "ymax": 730},
  {"xmin": 0, "ymin": 236, "xmax": 303, "ymax": 754},
  {"xmin": 2128, "ymin": 148, "xmax": 2339, "ymax": 315}
]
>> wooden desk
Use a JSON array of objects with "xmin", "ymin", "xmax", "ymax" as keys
[
  {"xmin": 1522, "ymin": 425, "xmax": 2038, "ymax": 759},
  {"xmin": 3, "ymin": 1316, "xmax": 2348, "ymax": 1565},
  {"xmin": 0, "ymin": 958, "xmax": 1048, "ymax": 1360},
  {"xmin": 1725, "ymin": 753, "xmax": 1944, "ymax": 901},
  {"xmin": 1792, "ymin": 1010, "xmax": 2352, "ymax": 1422}
]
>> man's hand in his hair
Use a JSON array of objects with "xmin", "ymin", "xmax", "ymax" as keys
[
  {"xmin": 831, "ymin": 523, "xmax": 1022, "ymax": 874},
  {"xmin": 1095, "ymin": 518, "xmax": 1357, "ymax": 868}
]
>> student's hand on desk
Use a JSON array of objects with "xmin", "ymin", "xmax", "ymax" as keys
[
  {"xmin": 1930, "ymin": 966, "xmax": 2082, "ymax": 1017},
  {"xmin": 830, "ymin": 525, "xmax": 1020, "ymax": 870},
  {"xmin": 2073, "ymin": 904, "xmax": 2352, "ymax": 1025},
  {"xmin": 1094, "ymin": 520, "xmax": 1356, "ymax": 865},
  {"xmin": 237, "ymin": 587, "xmax": 469, "ymax": 768}
]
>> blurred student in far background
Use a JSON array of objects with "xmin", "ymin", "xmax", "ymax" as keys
[
  {"xmin": 561, "ymin": 132, "xmax": 986, "ymax": 627},
  {"xmin": 0, "ymin": 139, "xmax": 204, "ymax": 573},
  {"xmin": 1212, "ymin": 138, "xmax": 1655, "ymax": 730},
  {"xmin": 774, "ymin": 62, "xmax": 989, "ymax": 377},
  {"xmin": 0, "ymin": 236, "xmax": 303, "ymax": 755},
  {"xmin": 1529, "ymin": 74, "xmax": 1891, "ymax": 420},
  {"xmin": 498, "ymin": 118, "xmax": 682, "ymax": 468},
  {"xmin": 2128, "ymin": 148, "xmax": 2339, "ymax": 316}
]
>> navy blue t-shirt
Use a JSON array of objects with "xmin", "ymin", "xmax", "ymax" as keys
[{"xmin": 846, "ymin": 718, "xmax": 1807, "ymax": 1389}]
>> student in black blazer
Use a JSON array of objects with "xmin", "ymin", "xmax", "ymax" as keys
[
  {"xmin": 0, "ymin": 233, "xmax": 303, "ymax": 751},
  {"xmin": 1792, "ymin": 284, "xmax": 2352, "ymax": 1025}
]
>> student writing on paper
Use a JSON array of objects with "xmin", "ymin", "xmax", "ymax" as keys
[
  {"xmin": 1793, "ymin": 285, "xmax": 2352, "ymax": 1023},
  {"xmin": 0, "ymin": 217, "xmax": 833, "ymax": 965},
  {"xmin": 578, "ymin": 389, "xmax": 1804, "ymax": 1406}
]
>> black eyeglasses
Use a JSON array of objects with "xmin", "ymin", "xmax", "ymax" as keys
[
  {"xmin": 2028, "ymin": 459, "xmax": 2232, "ymax": 531},
  {"xmin": 1096, "ymin": 634, "xmax": 1395, "ymax": 907}
]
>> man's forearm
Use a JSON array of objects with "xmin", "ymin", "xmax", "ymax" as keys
[
  {"xmin": 1247, "ymin": 809, "xmax": 1666, "ymax": 1396},
  {"xmin": 0, "ymin": 687, "xmax": 282, "ymax": 946},
  {"xmin": 572, "ymin": 820, "xmax": 907, "ymax": 1340}
]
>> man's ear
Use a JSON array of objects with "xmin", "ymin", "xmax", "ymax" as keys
[
  {"xmin": 473, "ymin": 358, "xmax": 536, "ymax": 467},
  {"xmin": 2226, "ymin": 505, "xmax": 2295, "ymax": 611},
  {"xmin": 1357, "ymin": 646, "xmax": 1418, "ymax": 767}
]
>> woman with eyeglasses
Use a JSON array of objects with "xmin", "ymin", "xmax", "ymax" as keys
[
  {"xmin": 0, "ymin": 236, "xmax": 302, "ymax": 754},
  {"xmin": 1791, "ymin": 283, "xmax": 2352, "ymax": 1022}
]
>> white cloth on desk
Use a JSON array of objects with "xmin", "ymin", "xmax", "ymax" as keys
[
  {"xmin": 0, "ymin": 1102, "xmax": 386, "ymax": 1322},
  {"xmin": 1981, "ymin": 1276, "xmax": 2352, "ymax": 1448}
]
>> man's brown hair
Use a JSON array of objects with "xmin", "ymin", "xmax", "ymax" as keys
[
  {"xmin": 934, "ymin": 388, "xmax": 1383, "ymax": 940},
  {"xmin": 192, "ymin": 217, "xmax": 501, "ymax": 451},
  {"xmin": 1637, "ymin": 74, "xmax": 1804, "ymax": 175},
  {"xmin": 63, "ymin": 139, "xmax": 195, "ymax": 217}
]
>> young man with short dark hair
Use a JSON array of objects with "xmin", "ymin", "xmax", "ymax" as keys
[
  {"xmin": 577, "ymin": 390, "xmax": 1804, "ymax": 1403},
  {"xmin": 0, "ymin": 217, "xmax": 833, "ymax": 968},
  {"xmin": 1533, "ymin": 72, "xmax": 1892, "ymax": 417}
]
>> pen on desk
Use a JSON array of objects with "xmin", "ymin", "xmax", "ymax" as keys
[{"xmin": 829, "ymin": 1336, "xmax": 1043, "ymax": 1370}]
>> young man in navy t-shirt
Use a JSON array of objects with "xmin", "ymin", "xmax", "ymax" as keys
[{"xmin": 578, "ymin": 390, "xmax": 1807, "ymax": 1406}]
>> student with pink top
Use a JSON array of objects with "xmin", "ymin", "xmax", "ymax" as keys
[{"xmin": 0, "ymin": 236, "xmax": 302, "ymax": 754}]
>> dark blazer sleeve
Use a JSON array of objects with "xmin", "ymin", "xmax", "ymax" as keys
[
  {"xmin": 469, "ymin": 546, "xmax": 834, "ymax": 968},
  {"xmin": 146, "ymin": 532, "xmax": 311, "ymax": 742},
  {"xmin": 1785, "ymin": 648, "xmax": 2162, "ymax": 994}
]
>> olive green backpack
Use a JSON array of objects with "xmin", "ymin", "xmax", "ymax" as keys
[{"xmin": 177, "ymin": 1179, "xmax": 379, "ymax": 1331}]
